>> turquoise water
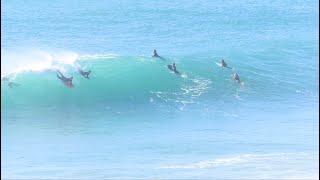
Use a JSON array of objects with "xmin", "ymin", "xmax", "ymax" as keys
[{"xmin": 1, "ymin": 0, "xmax": 319, "ymax": 179}]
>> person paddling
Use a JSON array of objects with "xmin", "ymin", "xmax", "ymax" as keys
[{"xmin": 78, "ymin": 68, "xmax": 91, "ymax": 79}]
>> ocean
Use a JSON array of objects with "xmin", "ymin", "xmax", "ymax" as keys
[{"xmin": 1, "ymin": 0, "xmax": 319, "ymax": 179}]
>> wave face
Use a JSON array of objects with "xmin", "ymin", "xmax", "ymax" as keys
[
  {"xmin": 2, "ymin": 51, "xmax": 318, "ymax": 109},
  {"xmin": 2, "ymin": 54, "xmax": 211, "ymax": 107}
]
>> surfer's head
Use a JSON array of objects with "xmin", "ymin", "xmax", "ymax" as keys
[
  {"xmin": 153, "ymin": 50, "xmax": 159, "ymax": 57},
  {"xmin": 153, "ymin": 50, "xmax": 158, "ymax": 55}
]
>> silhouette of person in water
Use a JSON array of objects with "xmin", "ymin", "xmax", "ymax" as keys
[
  {"xmin": 167, "ymin": 62, "xmax": 180, "ymax": 74},
  {"xmin": 221, "ymin": 59, "xmax": 227, "ymax": 67},
  {"xmin": 219, "ymin": 59, "xmax": 233, "ymax": 69},
  {"xmin": 172, "ymin": 63, "xmax": 177, "ymax": 72},
  {"xmin": 153, "ymin": 50, "xmax": 159, "ymax": 57},
  {"xmin": 56, "ymin": 70, "xmax": 73, "ymax": 85},
  {"xmin": 233, "ymin": 73, "xmax": 240, "ymax": 83},
  {"xmin": 78, "ymin": 68, "xmax": 91, "ymax": 79}
]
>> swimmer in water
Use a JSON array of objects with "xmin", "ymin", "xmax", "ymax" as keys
[
  {"xmin": 172, "ymin": 63, "xmax": 177, "ymax": 72},
  {"xmin": 232, "ymin": 73, "xmax": 241, "ymax": 83},
  {"xmin": 56, "ymin": 70, "xmax": 73, "ymax": 85},
  {"xmin": 221, "ymin": 59, "xmax": 227, "ymax": 67},
  {"xmin": 78, "ymin": 68, "xmax": 91, "ymax": 79},
  {"xmin": 167, "ymin": 63, "xmax": 180, "ymax": 74},
  {"xmin": 152, "ymin": 49, "xmax": 166, "ymax": 60},
  {"xmin": 219, "ymin": 59, "xmax": 233, "ymax": 69},
  {"xmin": 153, "ymin": 50, "xmax": 159, "ymax": 57}
]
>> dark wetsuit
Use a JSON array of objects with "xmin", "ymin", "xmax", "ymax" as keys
[
  {"xmin": 57, "ymin": 70, "xmax": 72, "ymax": 84},
  {"xmin": 234, "ymin": 74, "xmax": 240, "ymax": 82},
  {"xmin": 78, "ymin": 69, "xmax": 91, "ymax": 79},
  {"xmin": 173, "ymin": 65, "xmax": 177, "ymax": 72}
]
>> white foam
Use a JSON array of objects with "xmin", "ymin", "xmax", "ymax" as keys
[
  {"xmin": 78, "ymin": 54, "xmax": 119, "ymax": 61},
  {"xmin": 1, "ymin": 49, "xmax": 79, "ymax": 75},
  {"xmin": 181, "ymin": 78, "xmax": 212, "ymax": 97},
  {"xmin": 159, "ymin": 152, "xmax": 317, "ymax": 169}
]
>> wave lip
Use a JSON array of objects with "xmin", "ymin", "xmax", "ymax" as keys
[
  {"xmin": 78, "ymin": 54, "xmax": 119, "ymax": 61},
  {"xmin": 1, "ymin": 49, "xmax": 79, "ymax": 76}
]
